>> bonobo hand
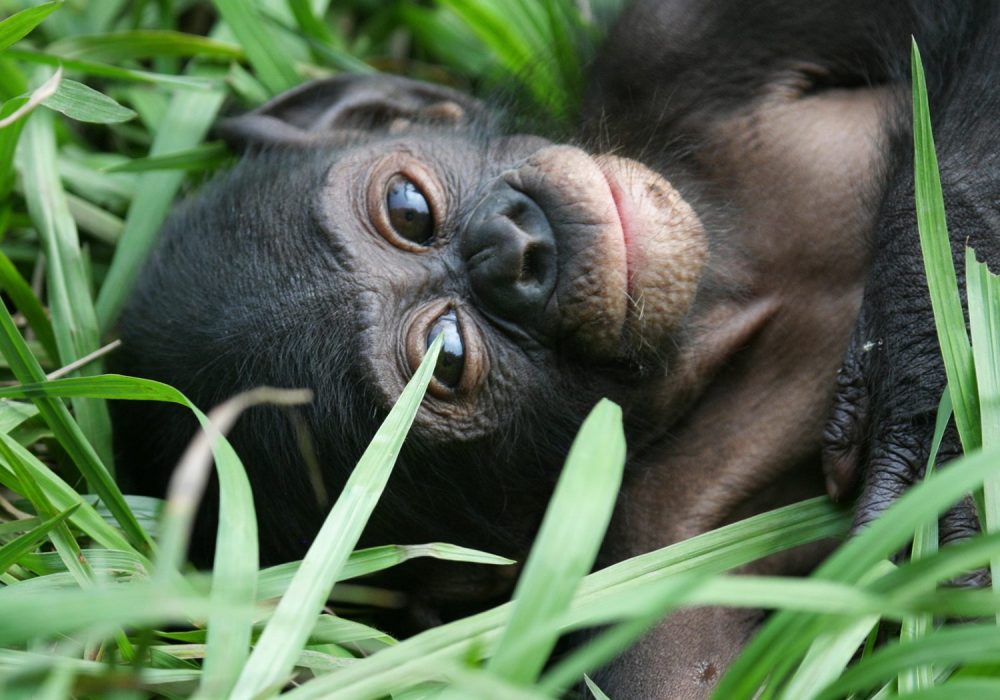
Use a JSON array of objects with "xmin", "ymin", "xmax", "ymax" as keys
[
  {"xmin": 822, "ymin": 294, "xmax": 977, "ymax": 548},
  {"xmin": 823, "ymin": 112, "xmax": 995, "ymax": 561}
]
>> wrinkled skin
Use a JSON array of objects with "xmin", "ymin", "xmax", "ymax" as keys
[{"xmin": 113, "ymin": 1, "xmax": 1000, "ymax": 698}]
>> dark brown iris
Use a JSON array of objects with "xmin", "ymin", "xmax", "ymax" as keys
[
  {"xmin": 427, "ymin": 310, "xmax": 464, "ymax": 387},
  {"xmin": 386, "ymin": 175, "xmax": 433, "ymax": 244}
]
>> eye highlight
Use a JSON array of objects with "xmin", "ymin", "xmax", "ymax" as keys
[
  {"xmin": 427, "ymin": 310, "xmax": 464, "ymax": 387},
  {"xmin": 386, "ymin": 175, "xmax": 433, "ymax": 244}
]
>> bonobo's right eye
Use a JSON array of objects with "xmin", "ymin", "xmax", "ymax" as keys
[
  {"xmin": 426, "ymin": 310, "xmax": 464, "ymax": 387},
  {"xmin": 386, "ymin": 175, "xmax": 433, "ymax": 245}
]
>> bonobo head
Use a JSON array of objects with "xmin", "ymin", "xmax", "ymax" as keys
[{"xmin": 114, "ymin": 74, "xmax": 726, "ymax": 567}]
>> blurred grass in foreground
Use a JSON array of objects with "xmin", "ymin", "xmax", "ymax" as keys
[{"xmin": 0, "ymin": 2, "xmax": 998, "ymax": 699}]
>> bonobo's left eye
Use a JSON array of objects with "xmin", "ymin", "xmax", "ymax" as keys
[
  {"xmin": 406, "ymin": 303, "xmax": 485, "ymax": 400},
  {"xmin": 426, "ymin": 310, "xmax": 464, "ymax": 387},
  {"xmin": 386, "ymin": 175, "xmax": 433, "ymax": 244}
]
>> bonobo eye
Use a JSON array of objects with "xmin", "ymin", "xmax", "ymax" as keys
[
  {"xmin": 386, "ymin": 174, "xmax": 433, "ymax": 244},
  {"xmin": 426, "ymin": 310, "xmax": 464, "ymax": 387}
]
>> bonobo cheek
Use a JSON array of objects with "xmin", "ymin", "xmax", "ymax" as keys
[{"xmin": 508, "ymin": 146, "xmax": 707, "ymax": 363}]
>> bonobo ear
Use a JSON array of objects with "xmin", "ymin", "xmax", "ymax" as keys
[{"xmin": 218, "ymin": 74, "xmax": 487, "ymax": 150}]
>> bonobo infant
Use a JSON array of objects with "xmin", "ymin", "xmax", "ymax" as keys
[{"xmin": 114, "ymin": 0, "xmax": 1000, "ymax": 696}]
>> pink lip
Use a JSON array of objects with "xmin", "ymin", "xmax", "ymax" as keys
[{"xmin": 600, "ymin": 167, "xmax": 638, "ymax": 295}]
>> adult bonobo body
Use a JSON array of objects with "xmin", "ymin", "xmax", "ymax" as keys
[{"xmin": 113, "ymin": 0, "xmax": 1000, "ymax": 697}]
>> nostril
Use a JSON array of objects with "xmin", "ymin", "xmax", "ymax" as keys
[
  {"xmin": 520, "ymin": 244, "xmax": 544, "ymax": 284},
  {"xmin": 506, "ymin": 199, "xmax": 530, "ymax": 227}
]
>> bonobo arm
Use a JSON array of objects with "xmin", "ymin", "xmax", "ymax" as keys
[{"xmin": 824, "ymin": 3, "xmax": 1000, "ymax": 549}]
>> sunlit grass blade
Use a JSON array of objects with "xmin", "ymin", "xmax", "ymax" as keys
[
  {"xmin": 539, "ymin": 576, "xmax": 696, "ymax": 695},
  {"xmin": 0, "ymin": 433, "xmax": 132, "ymax": 553},
  {"xmin": 438, "ymin": 0, "xmax": 583, "ymax": 119},
  {"xmin": 65, "ymin": 192, "xmax": 123, "ymax": 244},
  {"xmin": 19, "ymin": 105, "xmax": 114, "ymax": 467},
  {"xmin": 487, "ymin": 399, "xmax": 625, "ymax": 685},
  {"xmin": 228, "ymin": 338, "xmax": 442, "ymax": 700},
  {"xmin": 0, "ymin": 505, "xmax": 78, "ymax": 572},
  {"xmin": 816, "ymin": 625, "xmax": 1000, "ymax": 700},
  {"xmin": 103, "ymin": 141, "xmax": 230, "ymax": 174},
  {"xmin": 0, "ymin": 1, "xmax": 62, "ymax": 52},
  {"xmin": 95, "ymin": 86, "xmax": 224, "ymax": 332},
  {"xmin": 967, "ymin": 250, "xmax": 1000, "ymax": 604},
  {"xmin": 256, "ymin": 543, "xmax": 514, "ymax": 600},
  {"xmin": 0, "ymin": 372, "xmax": 272, "ymax": 696},
  {"xmin": 779, "ymin": 561, "xmax": 894, "ymax": 700},
  {"xmin": 212, "ymin": 0, "xmax": 299, "ymax": 95},
  {"xmin": 910, "ymin": 40, "xmax": 979, "ymax": 450},
  {"xmin": 584, "ymin": 675, "xmax": 611, "ymax": 700},
  {"xmin": 0, "ymin": 274, "xmax": 143, "ymax": 556},
  {"xmin": 47, "ymin": 30, "xmax": 243, "ymax": 62},
  {"xmin": 43, "ymin": 78, "xmax": 137, "ymax": 123},
  {"xmin": 1, "ymin": 437, "xmax": 95, "ymax": 589},
  {"xmin": 283, "ymin": 499, "xmax": 847, "ymax": 700},
  {"xmin": 0, "ymin": 584, "xmax": 219, "ymax": 644},
  {"xmin": 714, "ymin": 447, "xmax": 1000, "ymax": 699},
  {"xmin": 0, "ymin": 92, "xmax": 29, "ymax": 198},
  {"xmin": 898, "ymin": 390, "xmax": 950, "ymax": 692},
  {"xmin": 0, "ymin": 250, "xmax": 58, "ymax": 362},
  {"xmin": 6, "ymin": 47, "xmax": 221, "ymax": 90},
  {"xmin": 0, "ymin": 66, "xmax": 61, "ymax": 129}
]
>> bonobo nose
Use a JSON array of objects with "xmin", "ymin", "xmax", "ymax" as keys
[{"xmin": 461, "ymin": 182, "xmax": 556, "ymax": 319}]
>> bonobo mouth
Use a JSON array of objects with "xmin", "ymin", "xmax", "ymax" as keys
[{"xmin": 509, "ymin": 146, "xmax": 708, "ymax": 365}]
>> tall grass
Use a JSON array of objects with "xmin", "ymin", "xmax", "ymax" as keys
[{"xmin": 0, "ymin": 2, "xmax": 998, "ymax": 699}]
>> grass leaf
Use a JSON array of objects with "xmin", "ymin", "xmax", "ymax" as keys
[
  {"xmin": 910, "ymin": 40, "xmax": 979, "ymax": 449},
  {"xmin": 228, "ymin": 337, "xmax": 442, "ymax": 700},
  {"xmin": 0, "ymin": 1, "xmax": 62, "ymax": 52},
  {"xmin": 487, "ymin": 399, "xmax": 625, "ymax": 684},
  {"xmin": 43, "ymin": 78, "xmax": 137, "ymax": 123},
  {"xmin": 212, "ymin": 0, "xmax": 299, "ymax": 95}
]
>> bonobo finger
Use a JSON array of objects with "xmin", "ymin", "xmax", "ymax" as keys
[
  {"xmin": 822, "ymin": 334, "xmax": 871, "ymax": 503},
  {"xmin": 852, "ymin": 426, "xmax": 926, "ymax": 532}
]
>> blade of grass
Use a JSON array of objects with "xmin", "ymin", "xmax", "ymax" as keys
[
  {"xmin": 103, "ymin": 141, "xmax": 230, "ymax": 174},
  {"xmin": 95, "ymin": 85, "xmax": 224, "ymax": 332},
  {"xmin": 899, "ymin": 389, "xmax": 951, "ymax": 694},
  {"xmin": 911, "ymin": 40, "xmax": 979, "ymax": 449},
  {"xmin": 967, "ymin": 251, "xmax": 1000, "ymax": 612},
  {"xmin": 817, "ymin": 625, "xmax": 1000, "ymax": 700},
  {"xmin": 0, "ymin": 505, "xmax": 78, "ymax": 573},
  {"xmin": 0, "ymin": 372, "xmax": 272, "ymax": 697},
  {"xmin": 0, "ymin": 1, "xmax": 62, "ymax": 52},
  {"xmin": 0, "ymin": 433, "xmax": 132, "ymax": 553},
  {"xmin": 47, "ymin": 30, "xmax": 243, "ymax": 62},
  {"xmin": 0, "ymin": 584, "xmax": 220, "ymax": 644},
  {"xmin": 713, "ymin": 447, "xmax": 1000, "ymax": 699},
  {"xmin": 0, "ymin": 258, "xmax": 144, "ymax": 551},
  {"xmin": 212, "ymin": 0, "xmax": 299, "ymax": 95},
  {"xmin": 228, "ymin": 337, "xmax": 443, "ymax": 700},
  {"xmin": 256, "ymin": 543, "xmax": 514, "ymax": 600},
  {"xmin": 283, "ymin": 498, "xmax": 847, "ymax": 700},
  {"xmin": 19, "ymin": 103, "xmax": 114, "ymax": 467},
  {"xmin": 0, "ymin": 250, "xmax": 58, "ymax": 362},
  {"xmin": 779, "ymin": 561, "xmax": 895, "ymax": 700},
  {"xmin": 5, "ymin": 47, "xmax": 220, "ymax": 90},
  {"xmin": 487, "ymin": 399, "xmax": 625, "ymax": 685},
  {"xmin": 584, "ymin": 675, "xmax": 611, "ymax": 700},
  {"xmin": 43, "ymin": 78, "xmax": 137, "ymax": 123},
  {"xmin": 177, "ymin": 388, "xmax": 310, "ymax": 700},
  {"xmin": 0, "ymin": 67, "xmax": 61, "ymax": 129}
]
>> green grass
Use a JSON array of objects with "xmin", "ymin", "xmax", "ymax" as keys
[{"xmin": 0, "ymin": 2, "xmax": 999, "ymax": 699}]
